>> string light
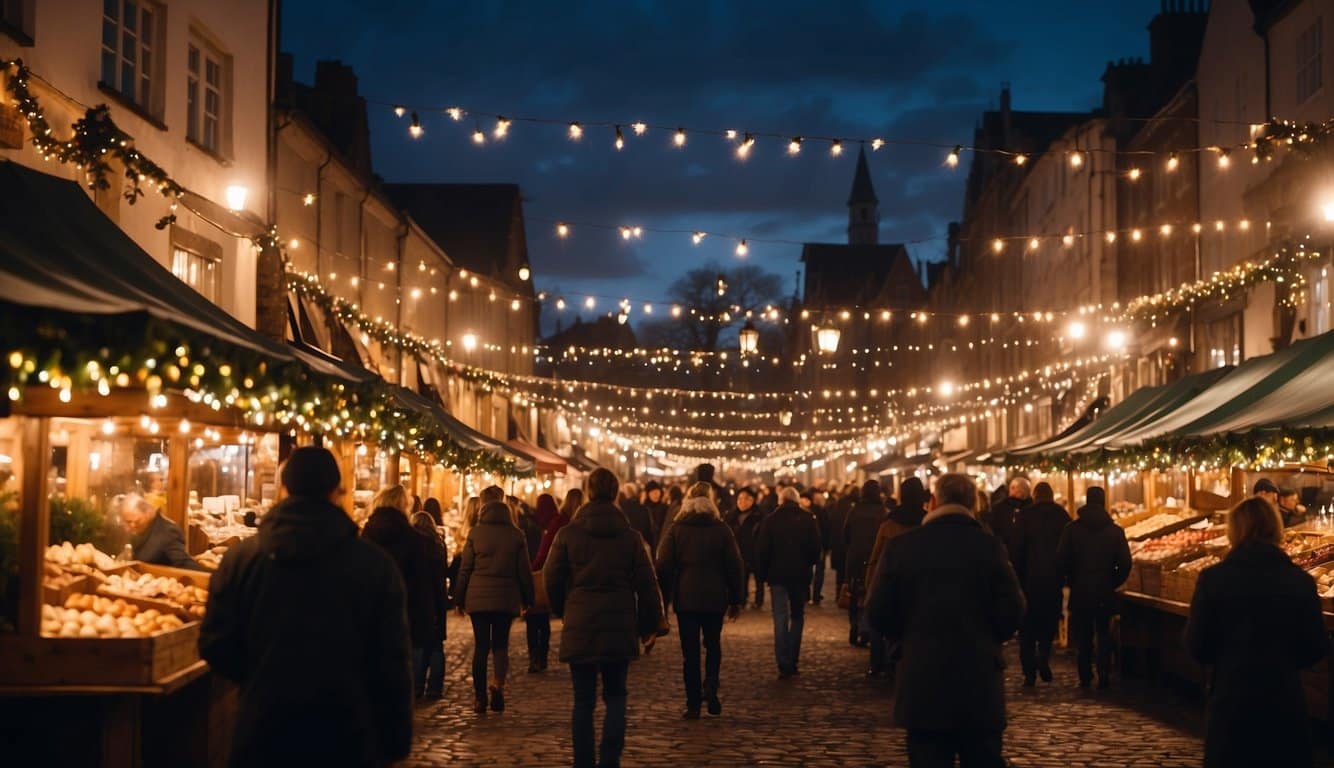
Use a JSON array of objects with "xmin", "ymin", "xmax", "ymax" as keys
[
  {"xmin": 1217, "ymin": 147, "xmax": 1231, "ymax": 169},
  {"xmin": 1127, "ymin": 167, "xmax": 1141, "ymax": 181},
  {"xmin": 494, "ymin": 116, "xmax": 510, "ymax": 139},
  {"xmin": 1166, "ymin": 152, "xmax": 1179, "ymax": 172},
  {"xmin": 472, "ymin": 127, "xmax": 485, "ymax": 145},
  {"xmin": 946, "ymin": 145, "xmax": 961, "ymax": 168},
  {"xmin": 632, "ymin": 122, "xmax": 647, "ymax": 136},
  {"xmin": 614, "ymin": 125, "xmax": 625, "ymax": 150},
  {"xmin": 556, "ymin": 222, "xmax": 569, "ymax": 238},
  {"xmin": 674, "ymin": 127, "xmax": 687, "ymax": 147},
  {"xmin": 568, "ymin": 122, "xmax": 583, "ymax": 140},
  {"xmin": 692, "ymin": 231, "xmax": 705, "ymax": 245},
  {"xmin": 788, "ymin": 137, "xmax": 802, "ymax": 155},
  {"xmin": 1014, "ymin": 153, "xmax": 1028, "ymax": 166},
  {"xmin": 1069, "ymin": 150, "xmax": 1084, "ymax": 168},
  {"xmin": 871, "ymin": 138, "xmax": 884, "ymax": 151},
  {"xmin": 737, "ymin": 133, "xmax": 755, "ymax": 159},
  {"xmin": 446, "ymin": 107, "xmax": 463, "ymax": 121},
  {"xmin": 393, "ymin": 105, "xmax": 406, "ymax": 117},
  {"xmin": 830, "ymin": 140, "xmax": 844, "ymax": 157},
  {"xmin": 735, "ymin": 239, "xmax": 749, "ymax": 257},
  {"xmin": 408, "ymin": 112, "xmax": 423, "ymax": 139}
]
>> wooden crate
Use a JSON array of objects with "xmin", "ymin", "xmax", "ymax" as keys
[
  {"xmin": 1138, "ymin": 562, "xmax": 1164, "ymax": 596},
  {"xmin": 93, "ymin": 585, "xmax": 195, "ymax": 622},
  {"xmin": 41, "ymin": 574, "xmax": 89, "ymax": 606},
  {"xmin": 137, "ymin": 562, "xmax": 212, "ymax": 590},
  {"xmin": 0, "ymin": 622, "xmax": 200, "ymax": 686}
]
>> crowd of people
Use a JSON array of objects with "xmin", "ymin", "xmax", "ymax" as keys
[{"xmin": 197, "ymin": 448, "xmax": 1330, "ymax": 768}]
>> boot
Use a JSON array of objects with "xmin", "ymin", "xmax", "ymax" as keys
[{"xmin": 703, "ymin": 679, "xmax": 721, "ymax": 716}]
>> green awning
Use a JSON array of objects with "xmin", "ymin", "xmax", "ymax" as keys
[{"xmin": 1068, "ymin": 366, "xmax": 1234, "ymax": 454}]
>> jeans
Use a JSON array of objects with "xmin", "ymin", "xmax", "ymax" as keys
[
  {"xmin": 907, "ymin": 729, "xmax": 1005, "ymax": 768},
  {"xmin": 1070, "ymin": 608, "xmax": 1114, "ymax": 684},
  {"xmin": 676, "ymin": 611, "xmax": 723, "ymax": 707},
  {"xmin": 526, "ymin": 612, "xmax": 551, "ymax": 668},
  {"xmin": 570, "ymin": 661, "xmax": 629, "ymax": 768},
  {"xmin": 469, "ymin": 612, "xmax": 514, "ymax": 699},
  {"xmin": 742, "ymin": 564, "xmax": 765, "ymax": 606},
  {"xmin": 811, "ymin": 552, "xmax": 827, "ymax": 602},
  {"xmin": 413, "ymin": 642, "xmax": 445, "ymax": 696},
  {"xmin": 770, "ymin": 583, "xmax": 808, "ymax": 672}
]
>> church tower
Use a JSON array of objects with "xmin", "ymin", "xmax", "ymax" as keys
[{"xmin": 847, "ymin": 145, "xmax": 879, "ymax": 245}]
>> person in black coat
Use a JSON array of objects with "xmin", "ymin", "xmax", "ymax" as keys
[
  {"xmin": 411, "ymin": 511, "xmax": 450, "ymax": 699},
  {"xmin": 983, "ymin": 477, "xmax": 1031, "ymax": 568},
  {"xmin": 694, "ymin": 463, "xmax": 733, "ymax": 515},
  {"xmin": 866, "ymin": 473, "xmax": 1026, "ymax": 768},
  {"xmin": 843, "ymin": 480, "xmax": 887, "ymax": 646},
  {"xmin": 1012, "ymin": 481, "xmax": 1070, "ymax": 686},
  {"xmin": 200, "ymin": 447, "xmax": 412, "ymax": 767},
  {"xmin": 827, "ymin": 486, "xmax": 855, "ymax": 595},
  {"xmin": 1186, "ymin": 497, "xmax": 1328, "ymax": 768},
  {"xmin": 619, "ymin": 483, "xmax": 657, "ymax": 550},
  {"xmin": 655, "ymin": 485, "xmax": 744, "ymax": 718},
  {"xmin": 754, "ymin": 487, "xmax": 823, "ymax": 678},
  {"xmin": 1055, "ymin": 486, "xmax": 1131, "ymax": 689},
  {"xmin": 644, "ymin": 480, "xmax": 671, "ymax": 547},
  {"xmin": 118, "ymin": 496, "xmax": 205, "ymax": 570},
  {"xmin": 724, "ymin": 487, "xmax": 766, "ymax": 608}
]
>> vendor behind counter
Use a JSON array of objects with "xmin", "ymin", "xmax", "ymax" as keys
[{"xmin": 118, "ymin": 494, "xmax": 206, "ymax": 570}]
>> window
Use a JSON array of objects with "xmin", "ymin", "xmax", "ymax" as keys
[
  {"xmin": 1298, "ymin": 18, "xmax": 1323, "ymax": 104},
  {"xmin": 100, "ymin": 0, "xmax": 162, "ymax": 114},
  {"xmin": 172, "ymin": 247, "xmax": 220, "ymax": 303},
  {"xmin": 1, "ymin": 0, "xmax": 34, "ymax": 44},
  {"xmin": 187, "ymin": 36, "xmax": 230, "ymax": 156}
]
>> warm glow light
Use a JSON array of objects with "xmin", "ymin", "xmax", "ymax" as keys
[
  {"xmin": 408, "ymin": 112, "xmax": 424, "ymax": 139},
  {"xmin": 302, "ymin": 193, "xmax": 316, "ymax": 206},
  {"xmin": 1105, "ymin": 329, "xmax": 1128, "ymax": 350},
  {"xmin": 674, "ymin": 127, "xmax": 687, "ymax": 147},
  {"xmin": 1069, "ymin": 150, "xmax": 1083, "ymax": 168},
  {"xmin": 446, "ymin": 107, "xmax": 463, "ymax": 121},
  {"xmin": 518, "ymin": 264, "xmax": 531, "ymax": 281},
  {"xmin": 461, "ymin": 333, "xmax": 478, "ymax": 352},
  {"xmin": 1127, "ymin": 167, "xmax": 1141, "ymax": 181},
  {"xmin": 1067, "ymin": 321, "xmax": 1087, "ymax": 340},
  {"xmin": 1062, "ymin": 234, "xmax": 1075, "ymax": 248},
  {"xmin": 288, "ymin": 238, "xmax": 299, "ymax": 249},
  {"xmin": 739, "ymin": 321, "xmax": 760, "ymax": 355},
  {"xmin": 1131, "ymin": 228, "xmax": 1143, "ymax": 242},
  {"xmin": 555, "ymin": 297, "xmax": 566, "ymax": 310},
  {"xmin": 1014, "ymin": 153, "xmax": 1027, "ymax": 166},
  {"xmin": 992, "ymin": 238, "xmax": 1004, "ymax": 253},
  {"xmin": 1105, "ymin": 231, "xmax": 1117, "ymax": 243},
  {"xmin": 632, "ymin": 122, "xmax": 647, "ymax": 135},
  {"xmin": 816, "ymin": 324, "xmax": 841, "ymax": 355},
  {"xmin": 1239, "ymin": 219, "xmax": 1251, "ymax": 231},
  {"xmin": 1028, "ymin": 237, "xmax": 1040, "ymax": 251},
  {"xmin": 957, "ymin": 315, "xmax": 970, "ymax": 327},
  {"xmin": 788, "ymin": 137, "xmax": 802, "ymax": 155},
  {"xmin": 556, "ymin": 222, "xmax": 569, "ymax": 238},
  {"xmin": 735, "ymin": 240, "xmax": 749, "ymax": 257},
  {"xmin": 1166, "ymin": 152, "xmax": 1179, "ymax": 172},
  {"xmin": 671, "ymin": 305, "xmax": 682, "ymax": 317},
  {"xmin": 510, "ymin": 298, "xmax": 521, "ymax": 311},
  {"xmin": 1323, "ymin": 202, "xmax": 1334, "ymax": 222},
  {"xmin": 568, "ymin": 122, "xmax": 583, "ymax": 140},
  {"xmin": 692, "ymin": 231, "xmax": 705, "ymax": 245},
  {"xmin": 472, "ymin": 128, "xmax": 485, "ymax": 145},
  {"xmin": 938, "ymin": 380, "xmax": 956, "ymax": 398},
  {"xmin": 830, "ymin": 140, "xmax": 844, "ymax": 156},
  {"xmin": 1217, "ymin": 148, "xmax": 1230, "ymax": 169},
  {"xmin": 584, "ymin": 297, "xmax": 596, "ymax": 309},
  {"xmin": 494, "ymin": 117, "xmax": 510, "ymax": 139},
  {"xmin": 224, "ymin": 185, "xmax": 248, "ymax": 211},
  {"xmin": 871, "ymin": 138, "xmax": 884, "ymax": 151},
  {"xmin": 614, "ymin": 126, "xmax": 625, "ymax": 150},
  {"xmin": 393, "ymin": 105, "xmax": 406, "ymax": 117},
  {"xmin": 946, "ymin": 145, "xmax": 961, "ymax": 168}
]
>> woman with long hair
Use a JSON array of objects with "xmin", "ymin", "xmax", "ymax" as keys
[
  {"xmin": 411, "ymin": 510, "xmax": 449, "ymax": 699},
  {"xmin": 524, "ymin": 493, "xmax": 560, "ymax": 673},
  {"xmin": 655, "ymin": 481, "xmax": 744, "ymax": 718},
  {"xmin": 361, "ymin": 485, "xmax": 438, "ymax": 701},
  {"xmin": 455, "ymin": 499, "xmax": 534, "ymax": 714}
]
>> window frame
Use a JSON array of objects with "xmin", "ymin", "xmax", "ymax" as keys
[
  {"xmin": 169, "ymin": 225, "xmax": 225, "ymax": 306},
  {"xmin": 99, "ymin": 0, "xmax": 166, "ymax": 120},
  {"xmin": 0, "ymin": 0, "xmax": 35, "ymax": 45},
  {"xmin": 171, "ymin": 246, "xmax": 222, "ymax": 304},
  {"xmin": 186, "ymin": 31, "xmax": 233, "ymax": 161},
  {"xmin": 1297, "ymin": 17, "xmax": 1324, "ymax": 105}
]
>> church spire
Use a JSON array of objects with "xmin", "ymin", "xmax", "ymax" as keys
[{"xmin": 847, "ymin": 145, "xmax": 879, "ymax": 244}]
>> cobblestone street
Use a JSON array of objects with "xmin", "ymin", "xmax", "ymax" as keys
[{"xmin": 404, "ymin": 574, "xmax": 1301, "ymax": 767}]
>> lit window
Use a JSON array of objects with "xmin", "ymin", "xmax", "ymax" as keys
[
  {"xmin": 100, "ymin": 0, "xmax": 162, "ymax": 115},
  {"xmin": 172, "ymin": 247, "xmax": 221, "ymax": 303},
  {"xmin": 187, "ymin": 36, "xmax": 230, "ymax": 156},
  {"xmin": 1298, "ymin": 18, "xmax": 1323, "ymax": 104}
]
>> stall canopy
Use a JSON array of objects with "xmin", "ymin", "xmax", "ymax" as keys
[
  {"xmin": 993, "ymin": 395, "xmax": 1109, "ymax": 462},
  {"xmin": 862, "ymin": 452, "xmax": 933, "ymax": 475},
  {"xmin": 1104, "ymin": 330, "xmax": 1334, "ymax": 449},
  {"xmin": 504, "ymin": 438, "xmax": 568, "ymax": 474},
  {"xmin": 564, "ymin": 451, "xmax": 601, "ymax": 473}
]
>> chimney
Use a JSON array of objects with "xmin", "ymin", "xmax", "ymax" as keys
[{"xmin": 1000, "ymin": 83, "xmax": 1012, "ymax": 147}]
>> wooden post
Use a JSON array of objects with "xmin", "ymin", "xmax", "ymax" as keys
[
  {"xmin": 65, "ymin": 423, "xmax": 91, "ymax": 500},
  {"xmin": 18, "ymin": 416, "xmax": 51, "ymax": 637},
  {"xmin": 1066, "ymin": 472, "xmax": 1076, "ymax": 516},
  {"xmin": 1229, "ymin": 466, "xmax": 1245, "ymax": 507},
  {"xmin": 335, "ymin": 439, "xmax": 355, "ymax": 517},
  {"xmin": 1186, "ymin": 467, "xmax": 1196, "ymax": 512},
  {"xmin": 164, "ymin": 436, "xmax": 189, "ymax": 530}
]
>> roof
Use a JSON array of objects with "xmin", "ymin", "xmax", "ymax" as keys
[
  {"xmin": 384, "ymin": 183, "xmax": 529, "ymax": 289},
  {"xmin": 801, "ymin": 242, "xmax": 924, "ymax": 307},
  {"xmin": 505, "ymin": 438, "xmax": 568, "ymax": 475},
  {"xmin": 847, "ymin": 146, "xmax": 877, "ymax": 206}
]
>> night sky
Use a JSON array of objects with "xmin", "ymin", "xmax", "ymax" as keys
[{"xmin": 280, "ymin": 0, "xmax": 1160, "ymax": 333}]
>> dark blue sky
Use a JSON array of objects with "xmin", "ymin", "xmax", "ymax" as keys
[{"xmin": 281, "ymin": 0, "xmax": 1160, "ymax": 330}]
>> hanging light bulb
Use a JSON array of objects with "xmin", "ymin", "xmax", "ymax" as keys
[
  {"xmin": 632, "ymin": 121, "xmax": 647, "ymax": 136},
  {"xmin": 1127, "ymin": 167, "xmax": 1142, "ymax": 181},
  {"xmin": 992, "ymin": 238, "xmax": 1004, "ymax": 253},
  {"xmin": 555, "ymin": 297, "xmax": 567, "ymax": 310},
  {"xmin": 1014, "ymin": 153, "xmax": 1028, "ymax": 166},
  {"xmin": 1068, "ymin": 150, "xmax": 1084, "ymax": 168},
  {"xmin": 1166, "ymin": 152, "xmax": 1180, "ymax": 172},
  {"xmin": 631, "ymin": 226, "xmax": 643, "ymax": 238},
  {"xmin": 446, "ymin": 107, "xmax": 463, "ymax": 121},
  {"xmin": 1217, "ymin": 148, "xmax": 1231, "ymax": 169},
  {"xmin": 408, "ymin": 112, "xmax": 424, "ymax": 139},
  {"xmin": 692, "ymin": 231, "xmax": 706, "ymax": 245},
  {"xmin": 1160, "ymin": 223, "xmax": 1173, "ymax": 237},
  {"xmin": 716, "ymin": 274, "xmax": 728, "ymax": 296},
  {"xmin": 1105, "ymin": 231, "xmax": 1118, "ymax": 243},
  {"xmin": 671, "ymin": 305, "xmax": 683, "ymax": 317},
  {"xmin": 556, "ymin": 222, "xmax": 569, "ymax": 238},
  {"xmin": 584, "ymin": 297, "xmax": 596, "ymax": 309},
  {"xmin": 472, "ymin": 126, "xmax": 485, "ymax": 145},
  {"xmin": 1028, "ymin": 237, "xmax": 1040, "ymax": 251},
  {"xmin": 393, "ymin": 105, "xmax": 406, "ymax": 118},
  {"xmin": 620, "ymin": 226, "xmax": 633, "ymax": 240},
  {"xmin": 946, "ymin": 145, "xmax": 961, "ymax": 168},
  {"xmin": 302, "ymin": 192, "xmax": 316, "ymax": 206},
  {"xmin": 494, "ymin": 116, "xmax": 510, "ymax": 139},
  {"xmin": 518, "ymin": 263, "xmax": 531, "ymax": 281},
  {"xmin": 614, "ymin": 125, "xmax": 625, "ymax": 150},
  {"xmin": 871, "ymin": 138, "xmax": 884, "ymax": 151},
  {"xmin": 1131, "ymin": 228, "xmax": 1143, "ymax": 242},
  {"xmin": 830, "ymin": 140, "xmax": 844, "ymax": 156},
  {"xmin": 674, "ymin": 127, "xmax": 687, "ymax": 147},
  {"xmin": 1062, "ymin": 234, "xmax": 1075, "ymax": 248},
  {"xmin": 788, "ymin": 137, "xmax": 802, "ymax": 155},
  {"xmin": 735, "ymin": 239, "xmax": 749, "ymax": 257},
  {"xmin": 568, "ymin": 122, "xmax": 583, "ymax": 140},
  {"xmin": 737, "ymin": 133, "xmax": 755, "ymax": 159}
]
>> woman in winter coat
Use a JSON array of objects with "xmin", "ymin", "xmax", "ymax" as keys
[
  {"xmin": 544, "ymin": 469, "xmax": 664, "ymax": 768},
  {"xmin": 411, "ymin": 511, "xmax": 450, "ymax": 699},
  {"xmin": 862, "ymin": 476, "xmax": 928, "ymax": 677},
  {"xmin": 655, "ymin": 482, "xmax": 745, "ymax": 719},
  {"xmin": 524, "ymin": 493, "xmax": 560, "ymax": 673},
  {"xmin": 455, "ymin": 500, "xmax": 535, "ymax": 714},
  {"xmin": 843, "ymin": 480, "xmax": 888, "ymax": 646},
  {"xmin": 1186, "ymin": 497, "xmax": 1328, "ymax": 768},
  {"xmin": 360, "ymin": 485, "xmax": 440, "ymax": 701}
]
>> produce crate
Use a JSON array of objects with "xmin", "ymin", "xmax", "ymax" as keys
[
  {"xmin": 93, "ymin": 585, "xmax": 195, "ymax": 622},
  {"xmin": 1129, "ymin": 515, "xmax": 1207, "ymax": 542},
  {"xmin": 41, "ymin": 574, "xmax": 89, "ymax": 606},
  {"xmin": 137, "ymin": 562, "xmax": 212, "ymax": 590},
  {"xmin": 1125, "ymin": 561, "xmax": 1143, "ymax": 593},
  {"xmin": 0, "ymin": 622, "xmax": 200, "ymax": 686},
  {"xmin": 1161, "ymin": 568, "xmax": 1198, "ymax": 604}
]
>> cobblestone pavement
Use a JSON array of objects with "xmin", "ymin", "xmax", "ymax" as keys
[{"xmin": 407, "ymin": 581, "xmax": 1328, "ymax": 767}]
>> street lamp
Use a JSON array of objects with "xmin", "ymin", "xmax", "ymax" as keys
[
  {"xmin": 739, "ymin": 321, "xmax": 759, "ymax": 355},
  {"xmin": 816, "ymin": 323, "xmax": 841, "ymax": 355}
]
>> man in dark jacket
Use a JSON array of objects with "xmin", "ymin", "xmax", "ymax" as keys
[
  {"xmin": 867, "ymin": 473, "xmax": 1026, "ymax": 768},
  {"xmin": 827, "ymin": 485, "xmax": 855, "ymax": 595},
  {"xmin": 695, "ymin": 463, "xmax": 733, "ymax": 515},
  {"xmin": 544, "ymin": 469, "xmax": 664, "ymax": 768},
  {"xmin": 619, "ymin": 482, "xmax": 657, "ymax": 550},
  {"xmin": 844, "ymin": 480, "xmax": 887, "ymax": 646},
  {"xmin": 644, "ymin": 480, "xmax": 671, "ymax": 546},
  {"xmin": 724, "ymin": 487, "xmax": 766, "ymax": 608},
  {"xmin": 199, "ymin": 447, "xmax": 412, "ymax": 767},
  {"xmin": 119, "ymin": 496, "xmax": 205, "ymax": 570},
  {"xmin": 1012, "ymin": 481, "xmax": 1070, "ymax": 686},
  {"xmin": 800, "ymin": 490, "xmax": 831, "ymax": 605},
  {"xmin": 754, "ymin": 487, "xmax": 822, "ymax": 678},
  {"xmin": 1056, "ymin": 486, "xmax": 1131, "ymax": 689},
  {"xmin": 983, "ymin": 477, "xmax": 1031, "ymax": 567}
]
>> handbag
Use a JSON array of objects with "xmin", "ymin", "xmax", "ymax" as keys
[
  {"xmin": 529, "ymin": 569, "xmax": 550, "ymax": 614},
  {"xmin": 837, "ymin": 583, "xmax": 853, "ymax": 610}
]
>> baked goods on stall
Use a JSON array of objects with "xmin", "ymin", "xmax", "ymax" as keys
[{"xmin": 41, "ymin": 597, "xmax": 185, "ymax": 638}]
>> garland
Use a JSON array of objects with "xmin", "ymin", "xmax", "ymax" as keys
[{"xmin": 1122, "ymin": 244, "xmax": 1316, "ymax": 324}]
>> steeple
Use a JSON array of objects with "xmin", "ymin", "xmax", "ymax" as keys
[{"xmin": 847, "ymin": 145, "xmax": 879, "ymax": 245}]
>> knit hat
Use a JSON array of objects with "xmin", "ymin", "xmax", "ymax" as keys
[
  {"xmin": 1253, "ymin": 478, "xmax": 1279, "ymax": 495},
  {"xmin": 1086, "ymin": 486, "xmax": 1106, "ymax": 507},
  {"xmin": 281, "ymin": 447, "xmax": 341, "ymax": 498}
]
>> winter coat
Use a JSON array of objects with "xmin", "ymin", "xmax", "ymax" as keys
[
  {"xmin": 844, "ymin": 500, "xmax": 887, "ymax": 579},
  {"xmin": 543, "ymin": 500, "xmax": 664, "ymax": 664},
  {"xmin": 754, "ymin": 501, "xmax": 823, "ymax": 589},
  {"xmin": 866, "ymin": 508, "xmax": 1026, "ymax": 733},
  {"xmin": 646, "ymin": 501, "xmax": 671, "ymax": 547},
  {"xmin": 724, "ymin": 506, "xmax": 765, "ymax": 568},
  {"xmin": 865, "ymin": 503, "xmax": 926, "ymax": 586},
  {"xmin": 1055, "ymin": 504, "xmax": 1131, "ymax": 615},
  {"xmin": 519, "ymin": 510, "xmax": 545, "ymax": 566},
  {"xmin": 418, "ymin": 531, "xmax": 449, "ymax": 642},
  {"xmin": 827, "ymin": 495, "xmax": 853, "ymax": 570},
  {"xmin": 982, "ymin": 495, "xmax": 1030, "ymax": 567},
  {"xmin": 200, "ymin": 496, "xmax": 412, "ymax": 767},
  {"xmin": 810, "ymin": 504, "xmax": 830, "ymax": 551},
  {"xmin": 362, "ymin": 506, "xmax": 446, "ymax": 648},
  {"xmin": 531, "ymin": 511, "xmax": 571, "ymax": 571},
  {"xmin": 655, "ymin": 499, "xmax": 745, "ymax": 614},
  {"xmin": 620, "ymin": 498, "xmax": 657, "ymax": 550},
  {"xmin": 455, "ymin": 504, "xmax": 535, "ymax": 616},
  {"xmin": 1186, "ymin": 540, "xmax": 1329, "ymax": 768},
  {"xmin": 1013, "ymin": 500, "xmax": 1070, "ymax": 631},
  {"xmin": 131, "ymin": 512, "xmax": 205, "ymax": 570}
]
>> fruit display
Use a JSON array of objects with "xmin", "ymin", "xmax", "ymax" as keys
[
  {"xmin": 41, "ymin": 596, "xmax": 185, "ymax": 638},
  {"xmin": 1123, "ymin": 513, "xmax": 1191, "ymax": 540},
  {"xmin": 1175, "ymin": 554, "xmax": 1220, "ymax": 573},
  {"xmin": 194, "ymin": 545, "xmax": 228, "ymax": 570},
  {"xmin": 1131, "ymin": 529, "xmax": 1215, "ymax": 563},
  {"xmin": 1293, "ymin": 543, "xmax": 1334, "ymax": 570},
  {"xmin": 101, "ymin": 570, "xmax": 208, "ymax": 619},
  {"xmin": 45, "ymin": 541, "xmax": 117, "ymax": 571},
  {"xmin": 43, "ymin": 562, "xmax": 83, "ymax": 592}
]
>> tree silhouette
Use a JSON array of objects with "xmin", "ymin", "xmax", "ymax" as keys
[{"xmin": 639, "ymin": 262, "xmax": 784, "ymax": 353}]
